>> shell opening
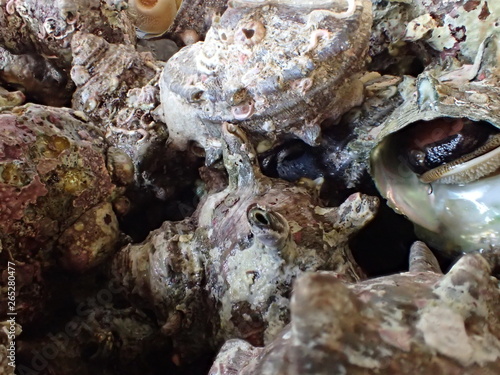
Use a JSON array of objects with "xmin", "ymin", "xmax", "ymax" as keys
[
  {"xmin": 393, "ymin": 118, "xmax": 500, "ymax": 185},
  {"xmin": 231, "ymin": 100, "xmax": 255, "ymax": 120},
  {"xmin": 235, "ymin": 21, "xmax": 266, "ymax": 46},
  {"xmin": 247, "ymin": 205, "xmax": 290, "ymax": 249},
  {"xmin": 251, "ymin": 209, "xmax": 271, "ymax": 227}
]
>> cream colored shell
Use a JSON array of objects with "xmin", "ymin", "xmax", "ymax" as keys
[{"xmin": 128, "ymin": 0, "xmax": 181, "ymax": 35}]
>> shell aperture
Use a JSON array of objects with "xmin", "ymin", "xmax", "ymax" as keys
[
  {"xmin": 398, "ymin": 118, "xmax": 500, "ymax": 184},
  {"xmin": 371, "ymin": 117, "xmax": 500, "ymax": 254}
]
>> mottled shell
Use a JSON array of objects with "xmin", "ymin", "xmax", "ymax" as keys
[
  {"xmin": 370, "ymin": 74, "xmax": 500, "ymax": 254},
  {"xmin": 112, "ymin": 124, "xmax": 379, "ymax": 357},
  {"xmin": 160, "ymin": 0, "xmax": 372, "ymax": 150},
  {"xmin": 209, "ymin": 245, "xmax": 500, "ymax": 374}
]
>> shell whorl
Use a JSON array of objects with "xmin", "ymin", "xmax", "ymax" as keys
[{"xmin": 128, "ymin": 0, "xmax": 179, "ymax": 35}]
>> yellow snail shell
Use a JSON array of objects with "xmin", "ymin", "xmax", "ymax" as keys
[{"xmin": 128, "ymin": 0, "xmax": 181, "ymax": 36}]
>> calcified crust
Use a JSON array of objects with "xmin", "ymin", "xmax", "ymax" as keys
[
  {"xmin": 0, "ymin": 0, "xmax": 135, "ymax": 70},
  {"xmin": 210, "ymin": 244, "xmax": 500, "ymax": 375},
  {"xmin": 128, "ymin": 0, "xmax": 179, "ymax": 35},
  {"xmin": 160, "ymin": 0, "xmax": 372, "ymax": 150},
  {"xmin": 234, "ymin": 0, "xmax": 356, "ymax": 18}
]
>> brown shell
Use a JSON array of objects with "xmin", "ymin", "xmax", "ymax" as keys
[{"xmin": 210, "ymin": 244, "xmax": 500, "ymax": 374}]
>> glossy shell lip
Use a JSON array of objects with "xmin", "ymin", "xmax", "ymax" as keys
[
  {"xmin": 371, "ymin": 122, "xmax": 500, "ymax": 254},
  {"xmin": 419, "ymin": 133, "xmax": 500, "ymax": 184}
]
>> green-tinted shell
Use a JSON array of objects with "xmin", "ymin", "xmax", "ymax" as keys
[{"xmin": 370, "ymin": 74, "xmax": 500, "ymax": 255}]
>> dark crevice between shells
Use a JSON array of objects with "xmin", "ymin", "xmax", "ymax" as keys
[
  {"xmin": 119, "ymin": 145, "xmax": 206, "ymax": 242},
  {"xmin": 257, "ymin": 134, "xmax": 425, "ymax": 277}
]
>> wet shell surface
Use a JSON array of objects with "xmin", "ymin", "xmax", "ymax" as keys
[
  {"xmin": 209, "ymin": 243, "xmax": 500, "ymax": 374},
  {"xmin": 370, "ymin": 73, "xmax": 500, "ymax": 254},
  {"xmin": 112, "ymin": 124, "xmax": 379, "ymax": 358},
  {"xmin": 160, "ymin": 0, "xmax": 372, "ymax": 152}
]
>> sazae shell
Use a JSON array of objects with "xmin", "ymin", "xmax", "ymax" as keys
[
  {"xmin": 160, "ymin": 0, "xmax": 372, "ymax": 152},
  {"xmin": 370, "ymin": 73, "xmax": 500, "ymax": 255}
]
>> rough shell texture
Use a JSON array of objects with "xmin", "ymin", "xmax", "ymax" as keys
[
  {"xmin": 0, "ymin": 103, "xmax": 119, "ymax": 322},
  {"xmin": 370, "ymin": 0, "xmax": 499, "ymax": 62},
  {"xmin": 321, "ymin": 73, "xmax": 403, "ymax": 191},
  {"xmin": 402, "ymin": 0, "xmax": 499, "ymax": 62},
  {"xmin": 71, "ymin": 32, "xmax": 158, "ymax": 127},
  {"xmin": 112, "ymin": 124, "xmax": 379, "ymax": 361},
  {"xmin": 160, "ymin": 0, "xmax": 372, "ymax": 152},
  {"xmin": 256, "ymin": 73, "xmax": 404, "ymax": 205},
  {"xmin": 57, "ymin": 202, "xmax": 120, "ymax": 272},
  {"xmin": 71, "ymin": 32, "xmax": 166, "ymax": 182},
  {"xmin": 373, "ymin": 72, "xmax": 500, "ymax": 144},
  {"xmin": 0, "ymin": 86, "xmax": 25, "ymax": 108},
  {"xmin": 0, "ymin": 0, "xmax": 135, "ymax": 70},
  {"xmin": 16, "ymin": 304, "xmax": 170, "ymax": 375},
  {"xmin": 209, "ymin": 243, "xmax": 500, "ymax": 374},
  {"xmin": 0, "ymin": 47, "xmax": 74, "ymax": 106},
  {"xmin": 165, "ymin": 0, "xmax": 228, "ymax": 45},
  {"xmin": 70, "ymin": 31, "xmax": 205, "ymax": 237}
]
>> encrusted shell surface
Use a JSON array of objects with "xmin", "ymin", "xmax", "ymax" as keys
[
  {"xmin": 209, "ymin": 243, "xmax": 500, "ymax": 374},
  {"xmin": 0, "ymin": 103, "xmax": 119, "ymax": 323},
  {"xmin": 112, "ymin": 124, "xmax": 379, "ymax": 359},
  {"xmin": 165, "ymin": 0, "xmax": 228, "ymax": 45},
  {"xmin": 0, "ymin": 0, "xmax": 135, "ymax": 69},
  {"xmin": 403, "ymin": 0, "xmax": 499, "ymax": 62},
  {"xmin": 370, "ymin": 72, "xmax": 500, "ymax": 254},
  {"xmin": 160, "ymin": 0, "xmax": 372, "ymax": 151}
]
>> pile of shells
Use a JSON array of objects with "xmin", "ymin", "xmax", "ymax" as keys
[{"xmin": 0, "ymin": 0, "xmax": 499, "ymax": 374}]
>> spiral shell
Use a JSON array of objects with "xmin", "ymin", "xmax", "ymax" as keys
[{"xmin": 160, "ymin": 0, "xmax": 372, "ymax": 150}]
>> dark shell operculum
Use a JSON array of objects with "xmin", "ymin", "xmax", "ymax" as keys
[
  {"xmin": 259, "ymin": 140, "xmax": 324, "ymax": 181},
  {"xmin": 397, "ymin": 118, "xmax": 500, "ymax": 184}
]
